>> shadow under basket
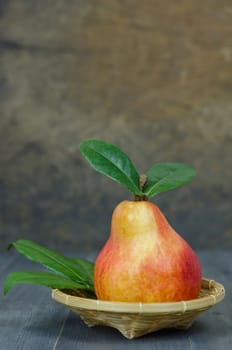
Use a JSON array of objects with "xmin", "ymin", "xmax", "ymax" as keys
[{"xmin": 52, "ymin": 278, "xmax": 225, "ymax": 339}]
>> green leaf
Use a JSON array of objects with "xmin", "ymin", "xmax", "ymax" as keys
[
  {"xmin": 79, "ymin": 139, "xmax": 142, "ymax": 195},
  {"xmin": 70, "ymin": 257, "xmax": 94, "ymax": 288},
  {"xmin": 9, "ymin": 240, "xmax": 94, "ymax": 290},
  {"xmin": 3, "ymin": 271, "xmax": 86, "ymax": 295},
  {"xmin": 144, "ymin": 163, "xmax": 196, "ymax": 197}
]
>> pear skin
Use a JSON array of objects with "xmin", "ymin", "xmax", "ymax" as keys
[{"xmin": 94, "ymin": 200, "xmax": 202, "ymax": 302}]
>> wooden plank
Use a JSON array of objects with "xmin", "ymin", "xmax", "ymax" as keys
[
  {"xmin": 186, "ymin": 250, "xmax": 232, "ymax": 350},
  {"xmin": 0, "ymin": 252, "xmax": 70, "ymax": 350},
  {"xmin": 0, "ymin": 250, "xmax": 231, "ymax": 349}
]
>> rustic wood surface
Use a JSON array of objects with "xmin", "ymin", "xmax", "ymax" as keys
[{"xmin": 0, "ymin": 250, "xmax": 231, "ymax": 349}]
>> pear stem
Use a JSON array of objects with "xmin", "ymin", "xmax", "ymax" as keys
[
  {"xmin": 133, "ymin": 194, "xmax": 148, "ymax": 201},
  {"xmin": 133, "ymin": 174, "xmax": 148, "ymax": 201}
]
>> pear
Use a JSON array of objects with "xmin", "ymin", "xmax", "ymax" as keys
[
  {"xmin": 94, "ymin": 200, "xmax": 202, "ymax": 303},
  {"xmin": 79, "ymin": 139, "xmax": 202, "ymax": 303}
]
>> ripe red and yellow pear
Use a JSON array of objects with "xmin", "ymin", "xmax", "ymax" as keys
[{"xmin": 94, "ymin": 200, "xmax": 202, "ymax": 303}]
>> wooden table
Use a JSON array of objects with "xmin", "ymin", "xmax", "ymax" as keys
[{"xmin": 0, "ymin": 250, "xmax": 230, "ymax": 349}]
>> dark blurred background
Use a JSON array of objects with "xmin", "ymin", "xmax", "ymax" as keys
[{"xmin": 0, "ymin": 1, "xmax": 231, "ymax": 254}]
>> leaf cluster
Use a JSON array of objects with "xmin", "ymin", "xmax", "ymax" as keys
[
  {"xmin": 79, "ymin": 140, "xmax": 196, "ymax": 198},
  {"xmin": 3, "ymin": 240, "xmax": 95, "ymax": 296}
]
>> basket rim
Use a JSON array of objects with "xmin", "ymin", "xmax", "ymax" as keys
[{"xmin": 52, "ymin": 277, "xmax": 225, "ymax": 314}]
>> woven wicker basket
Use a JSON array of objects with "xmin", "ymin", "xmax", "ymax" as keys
[{"xmin": 52, "ymin": 278, "xmax": 225, "ymax": 339}]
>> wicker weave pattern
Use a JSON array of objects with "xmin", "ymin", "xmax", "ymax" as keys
[{"xmin": 52, "ymin": 278, "xmax": 225, "ymax": 339}]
